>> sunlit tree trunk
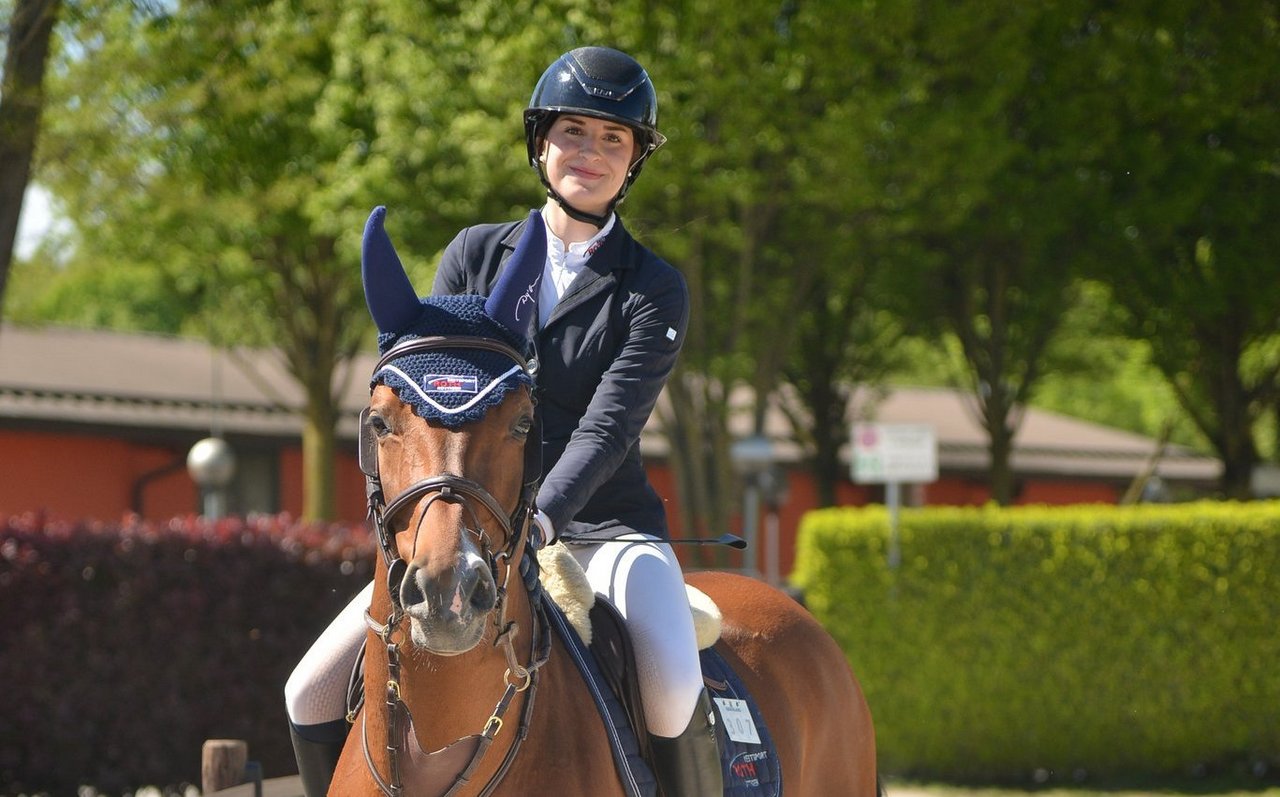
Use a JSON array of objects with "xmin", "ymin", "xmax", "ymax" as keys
[{"xmin": 0, "ymin": 0, "xmax": 61, "ymax": 315}]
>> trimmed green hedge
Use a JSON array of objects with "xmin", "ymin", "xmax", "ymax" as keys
[
  {"xmin": 0, "ymin": 513, "xmax": 375, "ymax": 796},
  {"xmin": 793, "ymin": 501, "xmax": 1280, "ymax": 781}
]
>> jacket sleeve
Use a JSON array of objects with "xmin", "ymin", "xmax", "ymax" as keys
[{"xmin": 536, "ymin": 260, "xmax": 690, "ymax": 532}]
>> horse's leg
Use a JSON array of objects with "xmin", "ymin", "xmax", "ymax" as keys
[{"xmin": 688, "ymin": 571, "xmax": 878, "ymax": 797}]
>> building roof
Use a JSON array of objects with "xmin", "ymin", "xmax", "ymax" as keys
[
  {"xmin": 0, "ymin": 323, "xmax": 1220, "ymax": 483},
  {"xmin": 0, "ymin": 323, "xmax": 372, "ymax": 439},
  {"xmin": 845, "ymin": 385, "xmax": 1216, "ymax": 482}
]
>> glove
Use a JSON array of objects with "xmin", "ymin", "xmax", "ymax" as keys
[{"xmin": 531, "ymin": 508, "xmax": 556, "ymax": 549}]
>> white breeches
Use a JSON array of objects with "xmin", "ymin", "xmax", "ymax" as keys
[
  {"xmin": 283, "ymin": 538, "xmax": 701, "ymax": 738},
  {"xmin": 283, "ymin": 580, "xmax": 372, "ymax": 727},
  {"xmin": 567, "ymin": 536, "xmax": 703, "ymax": 737}
]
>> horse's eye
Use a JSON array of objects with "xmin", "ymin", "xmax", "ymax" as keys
[
  {"xmin": 513, "ymin": 415, "xmax": 534, "ymax": 438},
  {"xmin": 368, "ymin": 412, "xmax": 392, "ymax": 438}
]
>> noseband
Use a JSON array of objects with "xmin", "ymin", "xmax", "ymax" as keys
[{"xmin": 356, "ymin": 334, "xmax": 551, "ymax": 797}]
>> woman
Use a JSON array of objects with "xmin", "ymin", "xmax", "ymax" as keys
[{"xmin": 285, "ymin": 46, "xmax": 720, "ymax": 796}]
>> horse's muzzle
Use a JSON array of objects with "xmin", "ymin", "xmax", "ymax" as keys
[{"xmin": 400, "ymin": 551, "xmax": 497, "ymax": 655}]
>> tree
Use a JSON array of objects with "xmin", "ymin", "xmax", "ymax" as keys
[
  {"xmin": 0, "ymin": 0, "xmax": 61, "ymax": 320},
  {"xmin": 613, "ymin": 0, "xmax": 909, "ymax": 540},
  {"xmin": 38, "ymin": 0, "xmax": 370, "ymax": 519},
  {"xmin": 1090, "ymin": 0, "xmax": 1280, "ymax": 498},
  {"xmin": 31, "ymin": 0, "xmax": 634, "ymax": 520},
  {"xmin": 861, "ymin": 1, "xmax": 1122, "ymax": 504}
]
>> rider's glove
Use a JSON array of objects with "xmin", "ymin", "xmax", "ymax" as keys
[{"xmin": 531, "ymin": 508, "xmax": 556, "ymax": 549}]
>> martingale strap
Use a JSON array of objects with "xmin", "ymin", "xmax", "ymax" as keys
[{"xmin": 359, "ymin": 588, "xmax": 553, "ymax": 797}]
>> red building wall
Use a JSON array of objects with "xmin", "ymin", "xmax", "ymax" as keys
[
  {"xmin": 0, "ymin": 429, "xmax": 197, "ymax": 521},
  {"xmin": 278, "ymin": 448, "xmax": 368, "ymax": 524},
  {"xmin": 0, "ymin": 428, "xmax": 1126, "ymax": 583}
]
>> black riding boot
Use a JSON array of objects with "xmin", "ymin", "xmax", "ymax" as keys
[
  {"xmin": 289, "ymin": 720, "xmax": 347, "ymax": 797},
  {"xmin": 649, "ymin": 689, "xmax": 723, "ymax": 797}
]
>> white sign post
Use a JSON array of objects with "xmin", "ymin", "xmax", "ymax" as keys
[{"xmin": 852, "ymin": 423, "xmax": 938, "ymax": 568}]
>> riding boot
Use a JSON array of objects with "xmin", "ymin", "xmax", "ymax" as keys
[
  {"xmin": 289, "ymin": 720, "xmax": 347, "ymax": 797},
  {"xmin": 649, "ymin": 689, "xmax": 723, "ymax": 797}
]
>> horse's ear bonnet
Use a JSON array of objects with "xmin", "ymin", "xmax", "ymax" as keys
[{"xmin": 362, "ymin": 206, "xmax": 545, "ymax": 427}]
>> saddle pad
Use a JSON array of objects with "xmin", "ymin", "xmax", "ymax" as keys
[
  {"xmin": 543, "ymin": 593, "xmax": 658, "ymax": 797},
  {"xmin": 702, "ymin": 647, "xmax": 783, "ymax": 796},
  {"xmin": 545, "ymin": 586, "xmax": 783, "ymax": 797}
]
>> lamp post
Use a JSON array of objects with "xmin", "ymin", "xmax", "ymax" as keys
[
  {"xmin": 756, "ymin": 463, "xmax": 788, "ymax": 586},
  {"xmin": 730, "ymin": 433, "xmax": 778, "ymax": 580},
  {"xmin": 187, "ymin": 437, "xmax": 236, "ymax": 520}
]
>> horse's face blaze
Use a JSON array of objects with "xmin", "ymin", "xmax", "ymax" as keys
[{"xmin": 369, "ymin": 384, "xmax": 535, "ymax": 655}]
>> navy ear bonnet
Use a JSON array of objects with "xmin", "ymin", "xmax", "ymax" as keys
[
  {"xmin": 373, "ymin": 296, "xmax": 533, "ymax": 427},
  {"xmin": 363, "ymin": 206, "xmax": 545, "ymax": 428}
]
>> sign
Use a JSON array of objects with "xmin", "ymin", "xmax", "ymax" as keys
[{"xmin": 852, "ymin": 423, "xmax": 938, "ymax": 484}]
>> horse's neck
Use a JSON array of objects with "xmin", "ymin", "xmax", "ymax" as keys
[
  {"xmin": 360, "ymin": 574, "xmax": 631, "ymax": 796},
  {"xmin": 363, "ymin": 580, "xmax": 536, "ymax": 757}
]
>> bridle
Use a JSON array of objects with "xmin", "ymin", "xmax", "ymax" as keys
[{"xmin": 354, "ymin": 334, "xmax": 551, "ymax": 797}]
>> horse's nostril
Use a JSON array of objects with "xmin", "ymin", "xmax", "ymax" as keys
[
  {"xmin": 399, "ymin": 566, "xmax": 425, "ymax": 608},
  {"xmin": 469, "ymin": 572, "xmax": 497, "ymax": 612}
]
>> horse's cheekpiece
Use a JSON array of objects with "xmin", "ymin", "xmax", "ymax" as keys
[{"xmin": 543, "ymin": 590, "xmax": 782, "ymax": 797}]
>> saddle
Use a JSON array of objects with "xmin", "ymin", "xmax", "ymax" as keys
[{"xmin": 536, "ymin": 546, "xmax": 782, "ymax": 797}]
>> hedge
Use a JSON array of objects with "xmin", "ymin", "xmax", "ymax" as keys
[
  {"xmin": 0, "ymin": 513, "xmax": 376, "ymax": 796},
  {"xmin": 792, "ymin": 501, "xmax": 1280, "ymax": 782}
]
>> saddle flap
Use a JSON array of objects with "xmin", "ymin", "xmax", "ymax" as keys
[{"xmin": 588, "ymin": 598, "xmax": 653, "ymax": 762}]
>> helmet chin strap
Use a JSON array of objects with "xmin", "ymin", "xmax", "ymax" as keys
[
  {"xmin": 546, "ymin": 187, "xmax": 613, "ymax": 228},
  {"xmin": 535, "ymin": 149, "xmax": 627, "ymax": 229}
]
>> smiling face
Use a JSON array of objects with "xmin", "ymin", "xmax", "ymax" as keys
[{"xmin": 540, "ymin": 114, "xmax": 637, "ymax": 217}]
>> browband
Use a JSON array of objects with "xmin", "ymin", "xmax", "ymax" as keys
[{"xmin": 374, "ymin": 335, "xmax": 531, "ymax": 376}]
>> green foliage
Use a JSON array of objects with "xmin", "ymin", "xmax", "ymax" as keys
[
  {"xmin": 860, "ymin": 1, "xmax": 1129, "ymax": 503},
  {"xmin": 794, "ymin": 502, "xmax": 1280, "ymax": 779},
  {"xmin": 1033, "ymin": 281, "xmax": 1210, "ymax": 454},
  {"xmin": 1086, "ymin": 2, "xmax": 1280, "ymax": 495},
  {"xmin": 5, "ymin": 246, "xmax": 205, "ymax": 333},
  {"xmin": 889, "ymin": 286, "xmax": 1212, "ymax": 458}
]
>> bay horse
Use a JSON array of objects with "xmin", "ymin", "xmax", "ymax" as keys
[{"xmin": 331, "ymin": 207, "xmax": 877, "ymax": 796}]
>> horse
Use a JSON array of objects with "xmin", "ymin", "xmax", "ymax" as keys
[{"xmin": 330, "ymin": 207, "xmax": 878, "ymax": 796}]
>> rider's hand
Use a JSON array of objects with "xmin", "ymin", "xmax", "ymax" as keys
[{"xmin": 531, "ymin": 509, "xmax": 556, "ymax": 548}]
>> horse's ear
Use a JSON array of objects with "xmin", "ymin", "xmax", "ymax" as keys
[
  {"xmin": 484, "ymin": 210, "xmax": 545, "ymax": 340},
  {"xmin": 362, "ymin": 206, "xmax": 422, "ymax": 335}
]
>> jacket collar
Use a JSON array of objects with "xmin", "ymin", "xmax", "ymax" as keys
[{"xmin": 498, "ymin": 214, "xmax": 636, "ymax": 330}]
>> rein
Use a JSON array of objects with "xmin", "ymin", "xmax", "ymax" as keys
[{"xmin": 356, "ymin": 335, "xmax": 549, "ymax": 797}]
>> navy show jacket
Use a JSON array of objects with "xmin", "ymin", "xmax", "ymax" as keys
[{"xmin": 431, "ymin": 214, "xmax": 689, "ymax": 541}]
